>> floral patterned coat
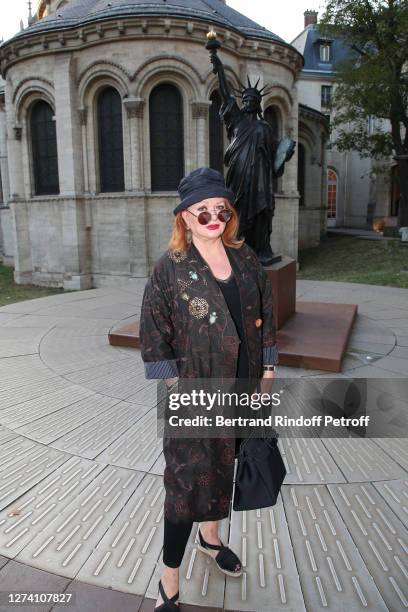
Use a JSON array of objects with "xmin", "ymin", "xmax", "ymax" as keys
[{"xmin": 139, "ymin": 240, "xmax": 279, "ymax": 524}]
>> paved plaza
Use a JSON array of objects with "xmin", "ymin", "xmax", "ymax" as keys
[{"xmin": 0, "ymin": 279, "xmax": 407, "ymax": 612}]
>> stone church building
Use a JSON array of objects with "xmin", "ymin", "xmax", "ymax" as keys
[{"xmin": 0, "ymin": 0, "xmax": 328, "ymax": 289}]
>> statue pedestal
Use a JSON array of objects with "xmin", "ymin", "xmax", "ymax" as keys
[{"xmin": 264, "ymin": 256, "xmax": 296, "ymax": 330}]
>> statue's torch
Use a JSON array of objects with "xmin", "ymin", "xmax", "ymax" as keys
[{"xmin": 206, "ymin": 30, "xmax": 221, "ymax": 73}]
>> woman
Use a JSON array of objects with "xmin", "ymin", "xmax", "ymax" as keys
[{"xmin": 139, "ymin": 167, "xmax": 278, "ymax": 611}]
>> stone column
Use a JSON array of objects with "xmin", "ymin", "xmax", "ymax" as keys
[
  {"xmin": 54, "ymin": 55, "xmax": 92, "ymax": 290},
  {"xmin": 123, "ymin": 97, "xmax": 145, "ymax": 190},
  {"xmin": 191, "ymin": 101, "xmax": 211, "ymax": 167},
  {"xmin": 54, "ymin": 55, "xmax": 83, "ymax": 195},
  {"xmin": 0, "ymin": 96, "xmax": 10, "ymax": 205}
]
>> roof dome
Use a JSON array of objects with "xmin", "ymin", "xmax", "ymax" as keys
[{"xmin": 13, "ymin": 0, "xmax": 288, "ymax": 46}]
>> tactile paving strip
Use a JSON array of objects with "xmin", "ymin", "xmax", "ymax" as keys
[
  {"xmin": 322, "ymin": 438, "xmax": 407, "ymax": 481},
  {"xmin": 328, "ymin": 482, "xmax": 408, "ymax": 610},
  {"xmin": 49, "ymin": 400, "xmax": 151, "ymax": 459},
  {"xmin": 0, "ymin": 436, "xmax": 69, "ymax": 511},
  {"xmin": 372, "ymin": 479, "xmax": 408, "ymax": 529},
  {"xmin": 281, "ymin": 484, "xmax": 389, "ymax": 611},
  {"xmin": 373, "ymin": 438, "xmax": 408, "ymax": 472},
  {"xmin": 225, "ymin": 497, "xmax": 306, "ymax": 611},
  {"xmin": 76, "ymin": 473, "xmax": 165, "ymax": 594},
  {"xmin": 0, "ymin": 377, "xmax": 72, "ymax": 410},
  {"xmin": 0, "ymin": 386, "xmax": 95, "ymax": 429},
  {"xmin": 16, "ymin": 466, "xmax": 144, "ymax": 578},
  {"xmin": 96, "ymin": 409, "xmax": 163, "ymax": 472},
  {"xmin": 278, "ymin": 438, "xmax": 346, "ymax": 484},
  {"xmin": 15, "ymin": 394, "xmax": 123, "ymax": 445},
  {"xmin": 0, "ymin": 456, "xmax": 105, "ymax": 558}
]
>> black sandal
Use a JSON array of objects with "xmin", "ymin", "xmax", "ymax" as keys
[
  {"xmin": 197, "ymin": 530, "xmax": 242, "ymax": 577},
  {"xmin": 154, "ymin": 579, "xmax": 179, "ymax": 611}
]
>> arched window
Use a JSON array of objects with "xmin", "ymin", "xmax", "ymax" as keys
[
  {"xmin": 149, "ymin": 84, "xmax": 184, "ymax": 191},
  {"xmin": 97, "ymin": 87, "xmax": 124, "ymax": 192},
  {"xmin": 297, "ymin": 143, "xmax": 306, "ymax": 207},
  {"xmin": 209, "ymin": 90, "xmax": 224, "ymax": 173},
  {"xmin": 264, "ymin": 106, "xmax": 280, "ymax": 192},
  {"xmin": 327, "ymin": 168, "xmax": 338, "ymax": 219},
  {"xmin": 30, "ymin": 100, "xmax": 59, "ymax": 195}
]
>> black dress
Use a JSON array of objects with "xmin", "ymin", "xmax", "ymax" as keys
[{"xmin": 215, "ymin": 270, "xmax": 249, "ymax": 456}]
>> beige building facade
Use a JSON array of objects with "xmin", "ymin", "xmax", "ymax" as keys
[{"xmin": 0, "ymin": 0, "xmax": 328, "ymax": 289}]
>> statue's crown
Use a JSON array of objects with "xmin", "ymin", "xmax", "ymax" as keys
[{"xmin": 234, "ymin": 76, "xmax": 272, "ymax": 100}]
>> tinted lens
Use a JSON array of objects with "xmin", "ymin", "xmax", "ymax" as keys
[
  {"xmin": 218, "ymin": 209, "xmax": 232, "ymax": 222},
  {"xmin": 197, "ymin": 212, "xmax": 212, "ymax": 225}
]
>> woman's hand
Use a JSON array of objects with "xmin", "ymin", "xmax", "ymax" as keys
[
  {"xmin": 259, "ymin": 371, "xmax": 274, "ymax": 395},
  {"xmin": 165, "ymin": 376, "xmax": 179, "ymax": 389}
]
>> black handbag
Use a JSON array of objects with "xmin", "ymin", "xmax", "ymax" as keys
[{"xmin": 233, "ymin": 436, "xmax": 287, "ymax": 512}]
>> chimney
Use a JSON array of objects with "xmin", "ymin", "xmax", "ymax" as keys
[{"xmin": 304, "ymin": 10, "xmax": 318, "ymax": 27}]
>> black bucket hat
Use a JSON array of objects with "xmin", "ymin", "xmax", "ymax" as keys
[{"xmin": 173, "ymin": 167, "xmax": 236, "ymax": 215}]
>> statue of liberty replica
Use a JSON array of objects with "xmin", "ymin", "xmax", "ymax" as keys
[{"xmin": 206, "ymin": 32, "xmax": 296, "ymax": 266}]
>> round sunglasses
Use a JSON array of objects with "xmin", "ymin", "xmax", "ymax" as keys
[{"xmin": 186, "ymin": 207, "xmax": 232, "ymax": 225}]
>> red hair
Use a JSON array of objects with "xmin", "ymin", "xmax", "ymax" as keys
[{"xmin": 168, "ymin": 199, "xmax": 244, "ymax": 252}]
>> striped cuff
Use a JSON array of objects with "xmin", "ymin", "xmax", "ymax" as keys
[
  {"xmin": 144, "ymin": 359, "xmax": 179, "ymax": 379},
  {"xmin": 263, "ymin": 344, "xmax": 279, "ymax": 366}
]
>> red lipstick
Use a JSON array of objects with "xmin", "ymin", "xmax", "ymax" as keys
[{"xmin": 207, "ymin": 224, "xmax": 220, "ymax": 230}]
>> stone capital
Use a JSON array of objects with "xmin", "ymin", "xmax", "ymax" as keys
[
  {"xmin": 191, "ymin": 100, "xmax": 211, "ymax": 119},
  {"xmin": 123, "ymin": 97, "xmax": 145, "ymax": 118}
]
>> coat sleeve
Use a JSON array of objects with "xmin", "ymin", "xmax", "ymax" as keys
[
  {"xmin": 257, "ymin": 257, "xmax": 279, "ymax": 366},
  {"xmin": 139, "ymin": 264, "xmax": 179, "ymax": 379}
]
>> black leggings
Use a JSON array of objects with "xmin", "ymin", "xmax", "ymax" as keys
[{"xmin": 163, "ymin": 516, "xmax": 194, "ymax": 568}]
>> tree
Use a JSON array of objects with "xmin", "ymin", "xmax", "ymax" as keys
[{"xmin": 318, "ymin": 0, "xmax": 408, "ymax": 227}]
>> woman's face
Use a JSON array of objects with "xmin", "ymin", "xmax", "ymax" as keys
[{"xmin": 182, "ymin": 197, "xmax": 229, "ymax": 242}]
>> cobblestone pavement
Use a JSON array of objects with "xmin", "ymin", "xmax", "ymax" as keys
[{"xmin": 0, "ymin": 279, "xmax": 407, "ymax": 612}]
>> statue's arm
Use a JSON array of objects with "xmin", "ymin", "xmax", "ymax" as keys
[{"xmin": 210, "ymin": 54, "xmax": 235, "ymax": 106}]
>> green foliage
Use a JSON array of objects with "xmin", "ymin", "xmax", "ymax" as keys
[{"xmin": 318, "ymin": 0, "xmax": 408, "ymax": 158}]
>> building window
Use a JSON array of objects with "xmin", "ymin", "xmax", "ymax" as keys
[
  {"xmin": 321, "ymin": 85, "xmax": 332, "ymax": 109},
  {"xmin": 297, "ymin": 143, "xmax": 306, "ymax": 207},
  {"xmin": 30, "ymin": 100, "xmax": 59, "ymax": 196},
  {"xmin": 327, "ymin": 168, "xmax": 338, "ymax": 219},
  {"xmin": 320, "ymin": 44, "xmax": 331, "ymax": 62},
  {"xmin": 209, "ymin": 90, "xmax": 224, "ymax": 173},
  {"xmin": 97, "ymin": 87, "xmax": 125, "ymax": 192},
  {"xmin": 264, "ymin": 106, "xmax": 280, "ymax": 193},
  {"xmin": 149, "ymin": 83, "xmax": 184, "ymax": 191}
]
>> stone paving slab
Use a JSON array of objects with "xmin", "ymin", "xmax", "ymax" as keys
[
  {"xmin": 16, "ymin": 466, "xmax": 144, "ymax": 579},
  {"xmin": 15, "ymin": 394, "xmax": 124, "ymax": 445},
  {"xmin": 0, "ymin": 457, "xmax": 105, "ymax": 558},
  {"xmin": 0, "ymin": 386, "xmax": 96, "ymax": 429},
  {"xmin": 372, "ymin": 478, "xmax": 408, "ymax": 530},
  {"xmin": 76, "ymin": 473, "xmax": 164, "ymax": 595},
  {"xmin": 0, "ymin": 377, "xmax": 73, "ymax": 411},
  {"xmin": 96, "ymin": 410, "xmax": 163, "ymax": 472},
  {"xmin": 225, "ymin": 499, "xmax": 306, "ymax": 611},
  {"xmin": 278, "ymin": 438, "xmax": 347, "ymax": 484},
  {"xmin": 373, "ymin": 439, "xmax": 408, "ymax": 472},
  {"xmin": 282, "ymin": 484, "xmax": 389, "ymax": 611},
  {"xmin": 50, "ymin": 581, "xmax": 143, "ymax": 612},
  {"xmin": 0, "ymin": 437, "xmax": 69, "ymax": 511},
  {"xmin": 322, "ymin": 438, "xmax": 407, "ymax": 482},
  {"xmin": 327, "ymin": 482, "xmax": 408, "ymax": 610},
  {"xmin": 49, "ymin": 400, "xmax": 151, "ymax": 459}
]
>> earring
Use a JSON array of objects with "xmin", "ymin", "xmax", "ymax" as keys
[{"xmin": 186, "ymin": 227, "xmax": 192, "ymax": 243}]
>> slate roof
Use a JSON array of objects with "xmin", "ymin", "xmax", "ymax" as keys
[
  {"xmin": 293, "ymin": 24, "xmax": 355, "ymax": 76},
  {"xmin": 8, "ymin": 0, "xmax": 293, "ymax": 49}
]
